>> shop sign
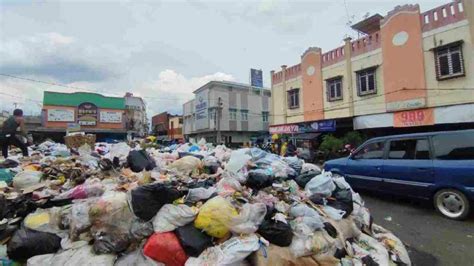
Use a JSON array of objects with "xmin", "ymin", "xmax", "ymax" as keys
[
  {"xmin": 269, "ymin": 120, "xmax": 336, "ymax": 134},
  {"xmin": 194, "ymin": 90, "xmax": 209, "ymax": 130},
  {"xmin": 250, "ymin": 68, "xmax": 263, "ymax": 88},
  {"xmin": 77, "ymin": 102, "xmax": 98, "ymax": 126},
  {"xmin": 67, "ymin": 123, "xmax": 81, "ymax": 132},
  {"xmin": 47, "ymin": 109, "xmax": 75, "ymax": 122},
  {"xmin": 100, "ymin": 111, "xmax": 122, "ymax": 123},
  {"xmin": 386, "ymin": 98, "xmax": 426, "ymax": 112},
  {"xmin": 394, "ymin": 108, "xmax": 434, "ymax": 127}
]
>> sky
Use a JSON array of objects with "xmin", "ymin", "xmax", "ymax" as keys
[{"xmin": 0, "ymin": 0, "xmax": 448, "ymax": 117}]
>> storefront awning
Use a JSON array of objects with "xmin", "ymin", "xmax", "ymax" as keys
[{"xmin": 292, "ymin": 133, "xmax": 321, "ymax": 140}]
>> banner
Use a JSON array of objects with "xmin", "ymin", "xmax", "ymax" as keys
[
  {"xmin": 394, "ymin": 108, "xmax": 434, "ymax": 127},
  {"xmin": 250, "ymin": 69, "xmax": 263, "ymax": 88},
  {"xmin": 47, "ymin": 109, "xmax": 75, "ymax": 122},
  {"xmin": 100, "ymin": 111, "xmax": 122, "ymax": 123},
  {"xmin": 77, "ymin": 102, "xmax": 98, "ymax": 126},
  {"xmin": 194, "ymin": 90, "xmax": 209, "ymax": 130},
  {"xmin": 269, "ymin": 120, "xmax": 336, "ymax": 134}
]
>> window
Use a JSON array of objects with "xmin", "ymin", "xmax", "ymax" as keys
[
  {"xmin": 262, "ymin": 111, "xmax": 269, "ymax": 122},
  {"xmin": 388, "ymin": 139, "xmax": 430, "ymax": 160},
  {"xmin": 287, "ymin": 88, "xmax": 300, "ymax": 109},
  {"xmin": 353, "ymin": 141, "xmax": 385, "ymax": 159},
  {"xmin": 326, "ymin": 77, "xmax": 343, "ymax": 101},
  {"xmin": 433, "ymin": 11, "xmax": 438, "ymax": 21},
  {"xmin": 240, "ymin": 110, "xmax": 248, "ymax": 121},
  {"xmin": 424, "ymin": 14, "xmax": 429, "ymax": 24},
  {"xmin": 433, "ymin": 132, "xmax": 474, "ymax": 160},
  {"xmin": 209, "ymin": 108, "xmax": 216, "ymax": 120},
  {"xmin": 434, "ymin": 42, "xmax": 464, "ymax": 80},
  {"xmin": 356, "ymin": 67, "xmax": 377, "ymax": 96},
  {"xmin": 229, "ymin": 108, "xmax": 237, "ymax": 120}
]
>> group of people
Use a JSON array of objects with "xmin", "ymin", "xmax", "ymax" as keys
[
  {"xmin": 0, "ymin": 109, "xmax": 30, "ymax": 158},
  {"xmin": 270, "ymin": 137, "xmax": 297, "ymax": 157}
]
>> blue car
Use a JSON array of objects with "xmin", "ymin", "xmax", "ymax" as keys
[{"xmin": 324, "ymin": 129, "xmax": 474, "ymax": 220}]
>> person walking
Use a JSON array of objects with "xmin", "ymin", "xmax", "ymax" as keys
[{"xmin": 0, "ymin": 109, "xmax": 29, "ymax": 158}]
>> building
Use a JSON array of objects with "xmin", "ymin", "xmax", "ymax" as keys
[
  {"xmin": 39, "ymin": 91, "xmax": 127, "ymax": 139},
  {"xmin": 270, "ymin": 0, "xmax": 473, "ymax": 138},
  {"xmin": 183, "ymin": 80, "xmax": 271, "ymax": 145},
  {"xmin": 124, "ymin": 92, "xmax": 147, "ymax": 137},
  {"xmin": 151, "ymin": 112, "xmax": 183, "ymax": 141}
]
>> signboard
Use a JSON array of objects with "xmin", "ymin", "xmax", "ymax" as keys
[
  {"xmin": 67, "ymin": 123, "xmax": 81, "ymax": 133},
  {"xmin": 47, "ymin": 109, "xmax": 75, "ymax": 122},
  {"xmin": 250, "ymin": 69, "xmax": 263, "ymax": 88},
  {"xmin": 386, "ymin": 98, "xmax": 426, "ymax": 112},
  {"xmin": 269, "ymin": 120, "xmax": 336, "ymax": 134},
  {"xmin": 394, "ymin": 108, "xmax": 434, "ymax": 127},
  {"xmin": 77, "ymin": 102, "xmax": 98, "ymax": 126},
  {"xmin": 100, "ymin": 111, "xmax": 122, "ymax": 123},
  {"xmin": 194, "ymin": 90, "xmax": 209, "ymax": 130}
]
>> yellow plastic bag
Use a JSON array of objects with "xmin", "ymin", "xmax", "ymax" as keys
[
  {"xmin": 25, "ymin": 212, "xmax": 50, "ymax": 229},
  {"xmin": 194, "ymin": 196, "xmax": 238, "ymax": 238}
]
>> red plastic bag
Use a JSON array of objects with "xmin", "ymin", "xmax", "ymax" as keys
[{"xmin": 143, "ymin": 232, "xmax": 188, "ymax": 266}]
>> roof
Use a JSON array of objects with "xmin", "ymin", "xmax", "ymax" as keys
[
  {"xmin": 194, "ymin": 80, "xmax": 270, "ymax": 93},
  {"xmin": 367, "ymin": 129, "xmax": 474, "ymax": 142},
  {"xmin": 351, "ymin": 14, "xmax": 383, "ymax": 34},
  {"xmin": 43, "ymin": 91, "xmax": 125, "ymax": 109}
]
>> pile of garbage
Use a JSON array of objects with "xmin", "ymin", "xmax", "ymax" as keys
[{"xmin": 0, "ymin": 138, "xmax": 411, "ymax": 265}]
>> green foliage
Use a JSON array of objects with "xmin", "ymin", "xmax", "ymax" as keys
[
  {"xmin": 319, "ymin": 134, "xmax": 344, "ymax": 153},
  {"xmin": 342, "ymin": 131, "xmax": 366, "ymax": 147}
]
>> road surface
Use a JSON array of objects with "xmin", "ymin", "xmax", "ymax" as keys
[{"xmin": 361, "ymin": 192, "xmax": 474, "ymax": 266}]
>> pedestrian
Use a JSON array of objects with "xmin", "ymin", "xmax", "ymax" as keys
[{"xmin": 0, "ymin": 109, "xmax": 29, "ymax": 158}]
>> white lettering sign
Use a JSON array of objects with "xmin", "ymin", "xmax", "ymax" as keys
[
  {"xmin": 100, "ymin": 111, "xmax": 122, "ymax": 123},
  {"xmin": 47, "ymin": 109, "xmax": 75, "ymax": 122},
  {"xmin": 386, "ymin": 98, "xmax": 426, "ymax": 112}
]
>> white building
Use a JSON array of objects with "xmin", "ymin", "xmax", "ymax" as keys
[{"xmin": 124, "ymin": 92, "xmax": 147, "ymax": 136}]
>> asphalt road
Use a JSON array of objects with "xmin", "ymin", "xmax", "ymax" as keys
[{"xmin": 360, "ymin": 191, "xmax": 474, "ymax": 266}]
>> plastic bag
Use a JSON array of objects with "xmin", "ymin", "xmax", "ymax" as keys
[
  {"xmin": 249, "ymin": 148, "xmax": 268, "ymax": 161},
  {"xmin": 202, "ymin": 156, "xmax": 220, "ymax": 174},
  {"xmin": 301, "ymin": 163, "xmax": 321, "ymax": 174},
  {"xmin": 289, "ymin": 204, "xmax": 324, "ymax": 231},
  {"xmin": 312, "ymin": 230, "xmax": 337, "ymax": 255},
  {"xmin": 229, "ymin": 203, "xmax": 267, "ymax": 234},
  {"xmin": 54, "ymin": 179, "xmax": 105, "ymax": 200},
  {"xmin": 130, "ymin": 218, "xmax": 154, "ymax": 241},
  {"xmin": 322, "ymin": 205, "xmax": 346, "ymax": 221},
  {"xmin": 13, "ymin": 170, "xmax": 42, "ymax": 189},
  {"xmin": 353, "ymin": 233, "xmax": 390, "ymax": 266},
  {"xmin": 175, "ymin": 223, "xmax": 213, "ymax": 257},
  {"xmin": 283, "ymin": 156, "xmax": 304, "ymax": 175},
  {"xmin": 194, "ymin": 196, "xmax": 238, "ymax": 238},
  {"xmin": 226, "ymin": 150, "xmax": 251, "ymax": 174},
  {"xmin": 24, "ymin": 207, "xmax": 68, "ymax": 238},
  {"xmin": 144, "ymin": 232, "xmax": 188, "ymax": 266},
  {"xmin": 131, "ymin": 183, "xmax": 181, "ymax": 221},
  {"xmin": 257, "ymin": 220, "xmax": 293, "ymax": 247},
  {"xmin": 216, "ymin": 176, "xmax": 242, "ymax": 197},
  {"xmin": 108, "ymin": 142, "xmax": 131, "ymax": 161},
  {"xmin": 0, "ymin": 169, "xmax": 13, "ymax": 184},
  {"xmin": 327, "ymin": 187, "xmax": 353, "ymax": 217},
  {"xmin": 168, "ymin": 156, "xmax": 202, "ymax": 175},
  {"xmin": 246, "ymin": 169, "xmax": 273, "ymax": 190},
  {"xmin": 294, "ymin": 172, "xmax": 318, "ymax": 188},
  {"xmin": 372, "ymin": 224, "xmax": 411, "ymax": 266},
  {"xmin": 304, "ymin": 171, "xmax": 336, "ymax": 197},
  {"xmin": 153, "ymin": 204, "xmax": 197, "ymax": 233},
  {"xmin": 115, "ymin": 249, "xmax": 161, "ymax": 266},
  {"xmin": 27, "ymin": 244, "xmax": 116, "ymax": 266},
  {"xmin": 7, "ymin": 227, "xmax": 61, "ymax": 261},
  {"xmin": 186, "ymin": 187, "xmax": 216, "ymax": 202},
  {"xmin": 127, "ymin": 150, "xmax": 156, "ymax": 173},
  {"xmin": 69, "ymin": 201, "xmax": 91, "ymax": 240}
]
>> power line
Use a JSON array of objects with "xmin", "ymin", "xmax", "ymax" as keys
[{"xmin": 0, "ymin": 73, "xmax": 100, "ymax": 93}]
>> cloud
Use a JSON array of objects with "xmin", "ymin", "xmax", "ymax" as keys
[{"xmin": 0, "ymin": 32, "xmax": 117, "ymax": 83}]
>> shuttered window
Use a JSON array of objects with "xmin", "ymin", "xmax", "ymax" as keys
[{"xmin": 434, "ymin": 42, "xmax": 465, "ymax": 80}]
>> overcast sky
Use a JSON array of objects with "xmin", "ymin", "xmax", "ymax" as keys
[{"xmin": 0, "ymin": 0, "xmax": 447, "ymax": 116}]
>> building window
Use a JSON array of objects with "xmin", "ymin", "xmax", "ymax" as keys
[
  {"xmin": 434, "ymin": 42, "xmax": 464, "ymax": 80},
  {"xmin": 209, "ymin": 108, "xmax": 216, "ymax": 120},
  {"xmin": 287, "ymin": 88, "xmax": 300, "ymax": 109},
  {"xmin": 240, "ymin": 110, "xmax": 248, "ymax": 121},
  {"xmin": 229, "ymin": 108, "xmax": 237, "ymax": 120},
  {"xmin": 356, "ymin": 67, "xmax": 377, "ymax": 96},
  {"xmin": 262, "ymin": 111, "xmax": 269, "ymax": 122},
  {"xmin": 326, "ymin": 77, "xmax": 343, "ymax": 102}
]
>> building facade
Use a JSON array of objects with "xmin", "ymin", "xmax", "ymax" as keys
[
  {"xmin": 270, "ymin": 0, "xmax": 473, "ymax": 137},
  {"xmin": 151, "ymin": 112, "xmax": 183, "ymax": 141},
  {"xmin": 41, "ymin": 91, "xmax": 127, "ymax": 135},
  {"xmin": 168, "ymin": 116, "xmax": 183, "ymax": 140},
  {"xmin": 124, "ymin": 93, "xmax": 147, "ymax": 137},
  {"xmin": 183, "ymin": 80, "xmax": 271, "ymax": 145}
]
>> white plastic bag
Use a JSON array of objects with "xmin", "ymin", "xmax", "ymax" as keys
[
  {"xmin": 229, "ymin": 203, "xmax": 267, "ymax": 234},
  {"xmin": 304, "ymin": 171, "xmax": 336, "ymax": 197},
  {"xmin": 13, "ymin": 170, "xmax": 42, "ymax": 189},
  {"xmin": 289, "ymin": 203, "xmax": 324, "ymax": 230},
  {"xmin": 322, "ymin": 205, "xmax": 346, "ymax": 221},
  {"xmin": 290, "ymin": 223, "xmax": 314, "ymax": 258},
  {"xmin": 372, "ymin": 224, "xmax": 411, "ymax": 266},
  {"xmin": 27, "ymin": 245, "xmax": 116, "ymax": 266},
  {"xmin": 153, "ymin": 204, "xmax": 197, "ymax": 233},
  {"xmin": 353, "ymin": 233, "xmax": 390, "ymax": 266},
  {"xmin": 226, "ymin": 150, "xmax": 251, "ymax": 174},
  {"xmin": 115, "ymin": 249, "xmax": 163, "ymax": 266},
  {"xmin": 108, "ymin": 142, "xmax": 131, "ymax": 161},
  {"xmin": 301, "ymin": 163, "xmax": 321, "ymax": 174},
  {"xmin": 186, "ymin": 187, "xmax": 217, "ymax": 202}
]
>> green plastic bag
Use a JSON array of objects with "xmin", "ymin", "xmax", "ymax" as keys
[{"xmin": 0, "ymin": 169, "xmax": 13, "ymax": 184}]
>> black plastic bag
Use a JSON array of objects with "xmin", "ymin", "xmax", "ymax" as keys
[
  {"xmin": 175, "ymin": 223, "xmax": 213, "ymax": 257},
  {"xmin": 93, "ymin": 232, "xmax": 131, "ymax": 254},
  {"xmin": 0, "ymin": 159, "xmax": 19, "ymax": 169},
  {"xmin": 131, "ymin": 183, "xmax": 181, "ymax": 221},
  {"xmin": 327, "ymin": 188, "xmax": 353, "ymax": 218},
  {"xmin": 294, "ymin": 172, "xmax": 318, "ymax": 188},
  {"xmin": 7, "ymin": 227, "xmax": 61, "ymax": 261},
  {"xmin": 178, "ymin": 152, "xmax": 204, "ymax": 160},
  {"xmin": 257, "ymin": 220, "xmax": 293, "ymax": 247},
  {"xmin": 127, "ymin": 150, "xmax": 156, "ymax": 173},
  {"xmin": 246, "ymin": 169, "xmax": 273, "ymax": 190}
]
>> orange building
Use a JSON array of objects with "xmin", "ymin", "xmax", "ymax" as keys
[
  {"xmin": 41, "ymin": 91, "xmax": 127, "ymax": 135},
  {"xmin": 270, "ymin": 0, "xmax": 474, "ymax": 137}
]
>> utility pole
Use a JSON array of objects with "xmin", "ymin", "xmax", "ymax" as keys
[
  {"xmin": 216, "ymin": 97, "xmax": 222, "ymax": 144},
  {"xmin": 13, "ymin": 102, "xmax": 18, "ymax": 109}
]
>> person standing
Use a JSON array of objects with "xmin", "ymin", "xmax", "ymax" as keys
[{"xmin": 0, "ymin": 109, "xmax": 29, "ymax": 158}]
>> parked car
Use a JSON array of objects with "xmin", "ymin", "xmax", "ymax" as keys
[{"xmin": 324, "ymin": 129, "xmax": 474, "ymax": 220}]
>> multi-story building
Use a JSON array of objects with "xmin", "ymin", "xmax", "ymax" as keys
[
  {"xmin": 270, "ymin": 0, "xmax": 473, "ymax": 137},
  {"xmin": 168, "ymin": 116, "xmax": 183, "ymax": 140},
  {"xmin": 124, "ymin": 92, "xmax": 147, "ymax": 137},
  {"xmin": 151, "ymin": 112, "xmax": 183, "ymax": 141},
  {"xmin": 183, "ymin": 80, "xmax": 271, "ymax": 145}
]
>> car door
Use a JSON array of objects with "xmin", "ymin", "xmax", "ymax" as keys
[
  {"xmin": 381, "ymin": 137, "xmax": 434, "ymax": 199},
  {"xmin": 345, "ymin": 140, "xmax": 386, "ymax": 191}
]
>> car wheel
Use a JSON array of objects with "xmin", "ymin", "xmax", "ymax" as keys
[{"xmin": 434, "ymin": 189, "xmax": 470, "ymax": 220}]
